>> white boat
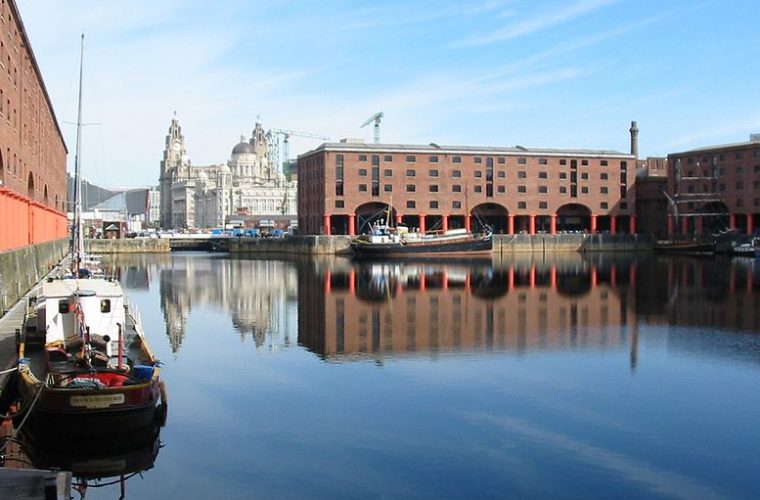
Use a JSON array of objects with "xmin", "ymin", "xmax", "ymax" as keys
[
  {"xmin": 10, "ymin": 34, "xmax": 166, "ymax": 439},
  {"xmin": 15, "ymin": 277, "xmax": 166, "ymax": 437},
  {"xmin": 730, "ymin": 241, "xmax": 759, "ymax": 258}
]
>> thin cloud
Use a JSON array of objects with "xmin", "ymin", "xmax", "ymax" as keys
[
  {"xmin": 467, "ymin": 413, "xmax": 727, "ymax": 500},
  {"xmin": 666, "ymin": 111, "xmax": 760, "ymax": 152},
  {"xmin": 454, "ymin": 0, "xmax": 623, "ymax": 47}
]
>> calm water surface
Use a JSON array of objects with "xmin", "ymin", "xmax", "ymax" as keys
[{"xmin": 34, "ymin": 253, "xmax": 760, "ymax": 498}]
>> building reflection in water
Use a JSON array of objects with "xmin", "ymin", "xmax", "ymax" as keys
[
  {"xmin": 107, "ymin": 253, "xmax": 760, "ymax": 366},
  {"xmin": 155, "ymin": 255, "xmax": 298, "ymax": 353},
  {"xmin": 299, "ymin": 255, "xmax": 636, "ymax": 361},
  {"xmin": 299, "ymin": 254, "xmax": 760, "ymax": 368}
]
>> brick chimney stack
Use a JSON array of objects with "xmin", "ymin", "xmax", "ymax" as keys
[{"xmin": 630, "ymin": 120, "xmax": 639, "ymax": 159}]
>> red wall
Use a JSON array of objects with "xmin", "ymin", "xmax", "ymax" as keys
[{"xmin": 0, "ymin": 187, "xmax": 67, "ymax": 251}]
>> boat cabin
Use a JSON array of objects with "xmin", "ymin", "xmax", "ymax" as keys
[{"xmin": 37, "ymin": 279, "xmax": 126, "ymax": 350}]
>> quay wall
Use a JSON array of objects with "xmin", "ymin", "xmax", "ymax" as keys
[
  {"xmin": 86, "ymin": 238, "xmax": 170, "ymax": 254},
  {"xmin": 495, "ymin": 233, "xmax": 654, "ymax": 254},
  {"xmin": 0, "ymin": 238, "xmax": 67, "ymax": 316},
  {"xmin": 230, "ymin": 233, "xmax": 654, "ymax": 256},
  {"xmin": 77, "ymin": 233, "xmax": 655, "ymax": 257},
  {"xmin": 229, "ymin": 236, "xmax": 353, "ymax": 256}
]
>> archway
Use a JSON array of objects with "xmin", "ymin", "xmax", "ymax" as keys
[
  {"xmin": 27, "ymin": 171, "xmax": 34, "ymax": 200},
  {"xmin": 472, "ymin": 203, "xmax": 507, "ymax": 233},
  {"xmin": 470, "ymin": 268, "xmax": 509, "ymax": 299},
  {"xmin": 355, "ymin": 202, "xmax": 396, "ymax": 235},
  {"xmin": 556, "ymin": 203, "xmax": 592, "ymax": 233},
  {"xmin": 699, "ymin": 202, "xmax": 729, "ymax": 234},
  {"xmin": 556, "ymin": 271, "xmax": 592, "ymax": 297}
]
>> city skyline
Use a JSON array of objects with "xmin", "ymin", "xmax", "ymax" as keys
[{"xmin": 16, "ymin": 0, "xmax": 760, "ymax": 188}]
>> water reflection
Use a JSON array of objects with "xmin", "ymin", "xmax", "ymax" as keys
[
  {"xmin": 84, "ymin": 252, "xmax": 760, "ymax": 499},
  {"xmin": 157, "ymin": 255, "xmax": 297, "ymax": 352},
  {"xmin": 297, "ymin": 254, "xmax": 760, "ymax": 366},
  {"xmin": 107, "ymin": 253, "xmax": 760, "ymax": 366},
  {"xmin": 299, "ymin": 255, "xmax": 636, "ymax": 361},
  {"xmin": 18, "ymin": 421, "xmax": 162, "ymax": 498}
]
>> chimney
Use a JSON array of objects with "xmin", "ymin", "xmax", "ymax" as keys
[{"xmin": 629, "ymin": 120, "xmax": 639, "ymax": 159}]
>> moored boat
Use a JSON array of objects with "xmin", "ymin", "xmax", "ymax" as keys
[
  {"xmin": 351, "ymin": 223, "xmax": 493, "ymax": 259},
  {"xmin": 653, "ymin": 239, "xmax": 715, "ymax": 255},
  {"xmin": 14, "ymin": 277, "xmax": 167, "ymax": 437},
  {"xmin": 729, "ymin": 240, "xmax": 759, "ymax": 258},
  {"xmin": 8, "ymin": 34, "xmax": 166, "ymax": 439}
]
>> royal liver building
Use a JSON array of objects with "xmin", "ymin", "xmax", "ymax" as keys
[{"xmin": 159, "ymin": 116, "xmax": 297, "ymax": 229}]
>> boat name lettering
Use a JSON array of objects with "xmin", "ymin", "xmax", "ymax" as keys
[{"xmin": 70, "ymin": 394, "xmax": 125, "ymax": 409}]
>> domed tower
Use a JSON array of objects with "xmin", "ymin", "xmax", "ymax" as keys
[{"xmin": 229, "ymin": 135, "xmax": 257, "ymax": 180}]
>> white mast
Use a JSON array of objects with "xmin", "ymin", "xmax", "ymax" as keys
[{"xmin": 72, "ymin": 33, "xmax": 85, "ymax": 275}]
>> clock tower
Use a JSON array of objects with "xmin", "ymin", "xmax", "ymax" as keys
[{"xmin": 159, "ymin": 113, "xmax": 187, "ymax": 229}]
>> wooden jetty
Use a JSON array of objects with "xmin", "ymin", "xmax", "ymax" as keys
[{"xmin": 0, "ymin": 468, "xmax": 71, "ymax": 499}]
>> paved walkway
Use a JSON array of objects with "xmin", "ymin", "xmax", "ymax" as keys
[
  {"xmin": 0, "ymin": 291, "xmax": 30, "ymax": 388},
  {"xmin": 0, "ymin": 264, "xmax": 63, "ymax": 387}
]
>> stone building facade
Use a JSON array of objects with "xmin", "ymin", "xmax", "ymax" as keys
[{"xmin": 159, "ymin": 116, "xmax": 297, "ymax": 229}]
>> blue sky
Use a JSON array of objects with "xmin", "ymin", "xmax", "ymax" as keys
[{"xmin": 16, "ymin": 0, "xmax": 760, "ymax": 188}]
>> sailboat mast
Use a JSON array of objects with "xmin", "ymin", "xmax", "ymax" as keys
[
  {"xmin": 386, "ymin": 195, "xmax": 392, "ymax": 227},
  {"xmin": 72, "ymin": 33, "xmax": 85, "ymax": 275}
]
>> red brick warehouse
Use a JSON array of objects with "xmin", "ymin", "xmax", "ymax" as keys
[
  {"xmin": 667, "ymin": 134, "xmax": 760, "ymax": 237},
  {"xmin": 0, "ymin": 0, "xmax": 68, "ymax": 251},
  {"xmin": 297, "ymin": 123, "xmax": 639, "ymax": 237}
]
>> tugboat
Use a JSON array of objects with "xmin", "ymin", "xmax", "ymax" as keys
[{"xmin": 351, "ymin": 222, "xmax": 493, "ymax": 259}]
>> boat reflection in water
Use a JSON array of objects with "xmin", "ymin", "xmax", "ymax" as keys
[
  {"xmin": 298, "ymin": 255, "xmax": 760, "ymax": 367},
  {"xmin": 18, "ymin": 416, "xmax": 163, "ymax": 498}
]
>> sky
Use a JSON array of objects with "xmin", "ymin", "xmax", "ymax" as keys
[{"xmin": 15, "ymin": 0, "xmax": 760, "ymax": 189}]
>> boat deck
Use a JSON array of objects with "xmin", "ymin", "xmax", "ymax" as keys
[{"xmin": 21, "ymin": 315, "xmax": 149, "ymax": 384}]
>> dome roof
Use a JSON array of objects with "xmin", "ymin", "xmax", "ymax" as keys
[{"xmin": 232, "ymin": 140, "xmax": 255, "ymax": 155}]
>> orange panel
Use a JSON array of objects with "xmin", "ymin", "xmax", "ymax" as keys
[
  {"xmin": 0, "ymin": 191, "xmax": 65, "ymax": 251},
  {"xmin": 0, "ymin": 190, "xmax": 7, "ymax": 250}
]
